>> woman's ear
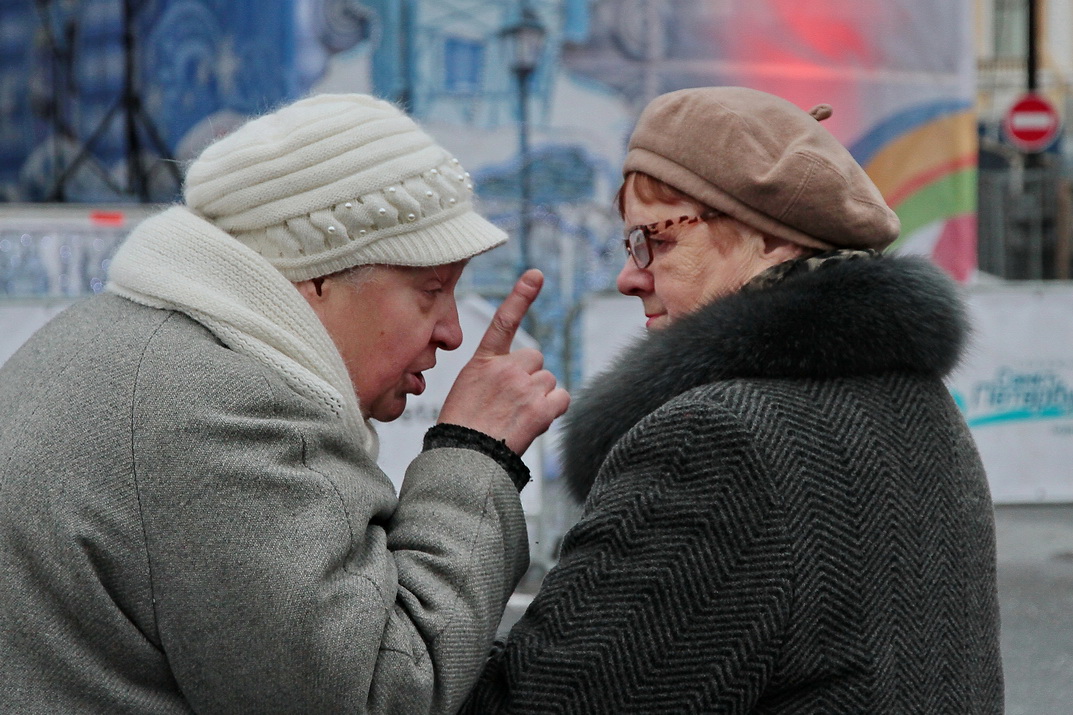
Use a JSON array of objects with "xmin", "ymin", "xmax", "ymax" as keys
[{"xmin": 760, "ymin": 234, "xmax": 811, "ymax": 264}]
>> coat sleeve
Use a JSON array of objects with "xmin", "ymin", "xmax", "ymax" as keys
[
  {"xmin": 131, "ymin": 330, "xmax": 529, "ymax": 714},
  {"xmin": 460, "ymin": 397, "xmax": 794, "ymax": 714}
]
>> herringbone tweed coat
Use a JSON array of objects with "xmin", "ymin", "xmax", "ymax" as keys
[{"xmin": 462, "ymin": 254, "xmax": 1003, "ymax": 714}]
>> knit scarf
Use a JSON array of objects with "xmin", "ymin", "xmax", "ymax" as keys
[{"xmin": 106, "ymin": 206, "xmax": 377, "ymax": 457}]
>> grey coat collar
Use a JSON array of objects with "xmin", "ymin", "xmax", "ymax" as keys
[{"xmin": 560, "ymin": 254, "xmax": 969, "ymax": 502}]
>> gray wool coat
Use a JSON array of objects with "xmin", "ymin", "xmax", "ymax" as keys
[
  {"xmin": 0, "ymin": 293, "xmax": 529, "ymax": 714},
  {"xmin": 462, "ymin": 254, "xmax": 1003, "ymax": 713}
]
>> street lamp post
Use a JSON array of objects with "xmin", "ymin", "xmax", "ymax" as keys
[
  {"xmin": 502, "ymin": 7, "xmax": 552, "ymax": 576},
  {"xmin": 503, "ymin": 7, "xmax": 547, "ymax": 280}
]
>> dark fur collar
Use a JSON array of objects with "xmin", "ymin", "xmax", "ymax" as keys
[{"xmin": 560, "ymin": 255, "xmax": 969, "ymax": 502}]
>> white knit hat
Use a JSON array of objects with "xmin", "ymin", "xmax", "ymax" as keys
[{"xmin": 183, "ymin": 93, "xmax": 507, "ymax": 281}]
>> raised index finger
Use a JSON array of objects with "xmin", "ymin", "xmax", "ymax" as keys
[{"xmin": 475, "ymin": 269, "xmax": 543, "ymax": 357}]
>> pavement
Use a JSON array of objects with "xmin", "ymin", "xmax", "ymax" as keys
[
  {"xmin": 995, "ymin": 504, "xmax": 1073, "ymax": 714},
  {"xmin": 502, "ymin": 503, "xmax": 1073, "ymax": 712}
]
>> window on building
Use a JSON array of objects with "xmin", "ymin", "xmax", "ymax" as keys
[
  {"xmin": 444, "ymin": 37, "xmax": 484, "ymax": 94},
  {"xmin": 993, "ymin": 0, "xmax": 1028, "ymax": 60}
]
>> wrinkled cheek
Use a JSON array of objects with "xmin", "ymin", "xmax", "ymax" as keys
[{"xmin": 663, "ymin": 278, "xmax": 711, "ymax": 318}]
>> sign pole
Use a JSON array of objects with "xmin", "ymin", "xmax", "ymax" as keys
[
  {"xmin": 1026, "ymin": 0, "xmax": 1041, "ymax": 169},
  {"xmin": 1028, "ymin": 0, "xmax": 1038, "ymax": 92}
]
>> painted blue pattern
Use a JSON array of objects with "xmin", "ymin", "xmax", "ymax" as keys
[{"xmin": 0, "ymin": 0, "xmax": 344, "ymax": 203}]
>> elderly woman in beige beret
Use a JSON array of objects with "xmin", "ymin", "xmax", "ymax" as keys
[{"xmin": 462, "ymin": 87, "xmax": 1002, "ymax": 713}]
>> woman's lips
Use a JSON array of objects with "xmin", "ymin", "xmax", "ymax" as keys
[{"xmin": 407, "ymin": 372, "xmax": 426, "ymax": 395}]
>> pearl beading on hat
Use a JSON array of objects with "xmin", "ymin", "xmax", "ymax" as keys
[{"xmin": 243, "ymin": 155, "xmax": 476, "ymax": 261}]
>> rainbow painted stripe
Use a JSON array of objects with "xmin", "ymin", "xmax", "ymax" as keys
[{"xmin": 851, "ymin": 100, "xmax": 978, "ymax": 249}]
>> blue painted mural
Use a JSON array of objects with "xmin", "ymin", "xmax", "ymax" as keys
[{"xmin": 0, "ymin": 0, "xmax": 370, "ymax": 203}]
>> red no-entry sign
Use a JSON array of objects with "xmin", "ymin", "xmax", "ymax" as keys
[{"xmin": 1004, "ymin": 93, "xmax": 1062, "ymax": 152}]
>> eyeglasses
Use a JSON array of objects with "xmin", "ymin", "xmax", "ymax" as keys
[{"xmin": 623, "ymin": 211, "xmax": 721, "ymax": 269}]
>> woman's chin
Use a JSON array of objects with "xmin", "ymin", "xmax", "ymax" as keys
[{"xmin": 368, "ymin": 396, "xmax": 408, "ymax": 424}]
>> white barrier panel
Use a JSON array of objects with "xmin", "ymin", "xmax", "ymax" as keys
[
  {"xmin": 578, "ymin": 292, "xmax": 646, "ymax": 381},
  {"xmin": 579, "ymin": 285, "xmax": 1073, "ymax": 505},
  {"xmin": 10, "ymin": 283, "xmax": 1072, "ymax": 506},
  {"xmin": 948, "ymin": 283, "xmax": 1073, "ymax": 503}
]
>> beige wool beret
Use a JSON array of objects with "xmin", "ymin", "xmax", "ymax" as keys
[{"xmin": 623, "ymin": 87, "xmax": 901, "ymax": 250}]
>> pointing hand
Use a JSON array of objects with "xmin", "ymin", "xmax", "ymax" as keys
[{"xmin": 439, "ymin": 269, "xmax": 570, "ymax": 455}]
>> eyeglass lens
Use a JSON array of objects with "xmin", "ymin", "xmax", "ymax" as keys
[{"xmin": 627, "ymin": 228, "xmax": 651, "ymax": 268}]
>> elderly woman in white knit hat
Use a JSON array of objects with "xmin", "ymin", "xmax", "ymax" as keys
[
  {"xmin": 461, "ymin": 87, "xmax": 1002, "ymax": 713},
  {"xmin": 0, "ymin": 94, "xmax": 568, "ymax": 712}
]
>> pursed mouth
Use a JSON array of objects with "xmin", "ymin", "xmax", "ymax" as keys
[{"xmin": 410, "ymin": 372, "xmax": 426, "ymax": 395}]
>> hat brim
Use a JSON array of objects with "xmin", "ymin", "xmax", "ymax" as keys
[{"xmin": 271, "ymin": 206, "xmax": 509, "ymax": 282}]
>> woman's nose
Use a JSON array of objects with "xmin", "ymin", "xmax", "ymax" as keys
[
  {"xmin": 434, "ymin": 302, "xmax": 463, "ymax": 351},
  {"xmin": 616, "ymin": 258, "xmax": 652, "ymax": 296}
]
